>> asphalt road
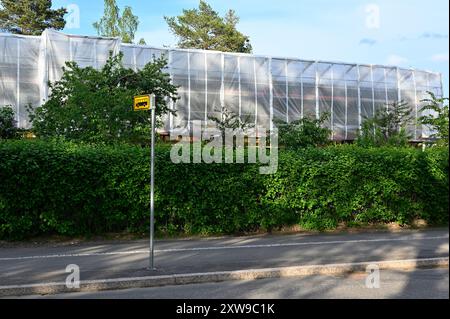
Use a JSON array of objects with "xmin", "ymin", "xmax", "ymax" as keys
[
  {"xmin": 0, "ymin": 228, "xmax": 448, "ymax": 286},
  {"xmin": 17, "ymin": 268, "xmax": 449, "ymax": 299}
]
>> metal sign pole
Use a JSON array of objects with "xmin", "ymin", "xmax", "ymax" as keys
[
  {"xmin": 133, "ymin": 93, "xmax": 156, "ymax": 270},
  {"xmin": 149, "ymin": 95, "xmax": 156, "ymax": 270}
]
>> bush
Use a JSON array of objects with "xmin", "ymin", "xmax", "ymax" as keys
[
  {"xmin": 0, "ymin": 140, "xmax": 264, "ymax": 239},
  {"xmin": 0, "ymin": 141, "xmax": 448, "ymax": 240},
  {"xmin": 29, "ymin": 53, "xmax": 178, "ymax": 144},
  {"xmin": 264, "ymin": 146, "xmax": 448, "ymax": 230},
  {"xmin": 357, "ymin": 100, "xmax": 414, "ymax": 147},
  {"xmin": 275, "ymin": 113, "xmax": 332, "ymax": 149}
]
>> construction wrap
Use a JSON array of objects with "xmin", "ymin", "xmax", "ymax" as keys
[{"xmin": 0, "ymin": 30, "xmax": 444, "ymax": 140}]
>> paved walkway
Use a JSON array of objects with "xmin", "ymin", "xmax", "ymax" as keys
[
  {"xmin": 0, "ymin": 228, "xmax": 448, "ymax": 286},
  {"xmin": 17, "ymin": 268, "xmax": 449, "ymax": 299}
]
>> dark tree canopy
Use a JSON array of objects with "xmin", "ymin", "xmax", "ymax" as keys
[
  {"xmin": 0, "ymin": 106, "xmax": 19, "ymax": 139},
  {"xmin": 0, "ymin": 0, "xmax": 66, "ymax": 35},
  {"xmin": 165, "ymin": 0, "xmax": 252, "ymax": 53}
]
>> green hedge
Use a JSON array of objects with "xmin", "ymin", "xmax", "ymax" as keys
[
  {"xmin": 0, "ymin": 140, "xmax": 448, "ymax": 240},
  {"xmin": 263, "ymin": 146, "xmax": 449, "ymax": 230}
]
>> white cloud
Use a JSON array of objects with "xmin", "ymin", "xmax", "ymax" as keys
[
  {"xmin": 431, "ymin": 53, "xmax": 449, "ymax": 63},
  {"xmin": 387, "ymin": 54, "xmax": 408, "ymax": 66}
]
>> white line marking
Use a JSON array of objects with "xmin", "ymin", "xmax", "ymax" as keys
[{"xmin": 0, "ymin": 235, "xmax": 447, "ymax": 261}]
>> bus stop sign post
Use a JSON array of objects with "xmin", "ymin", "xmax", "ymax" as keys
[
  {"xmin": 133, "ymin": 94, "xmax": 156, "ymax": 270},
  {"xmin": 149, "ymin": 95, "xmax": 156, "ymax": 270}
]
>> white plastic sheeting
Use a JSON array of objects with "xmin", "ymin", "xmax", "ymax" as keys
[
  {"xmin": 39, "ymin": 30, "xmax": 121, "ymax": 103},
  {"xmin": 0, "ymin": 30, "xmax": 443, "ymax": 140},
  {"xmin": 0, "ymin": 34, "xmax": 41, "ymax": 128}
]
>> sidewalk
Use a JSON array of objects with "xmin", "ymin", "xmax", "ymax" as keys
[{"xmin": 1, "ymin": 228, "xmax": 448, "ymax": 289}]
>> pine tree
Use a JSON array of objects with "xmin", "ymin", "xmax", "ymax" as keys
[
  {"xmin": 164, "ymin": 0, "xmax": 252, "ymax": 53},
  {"xmin": 0, "ymin": 0, "xmax": 67, "ymax": 35}
]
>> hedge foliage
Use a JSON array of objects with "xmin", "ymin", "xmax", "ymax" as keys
[{"xmin": 0, "ymin": 140, "xmax": 448, "ymax": 240}]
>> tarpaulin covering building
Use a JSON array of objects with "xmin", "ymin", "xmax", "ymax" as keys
[{"xmin": 0, "ymin": 30, "xmax": 443, "ymax": 140}]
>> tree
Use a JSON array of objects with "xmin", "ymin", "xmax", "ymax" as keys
[
  {"xmin": 29, "ymin": 53, "xmax": 178, "ymax": 144},
  {"xmin": 164, "ymin": 0, "xmax": 252, "ymax": 53},
  {"xmin": 119, "ymin": 6, "xmax": 138, "ymax": 44},
  {"xmin": 0, "ymin": 0, "xmax": 67, "ymax": 35},
  {"xmin": 138, "ymin": 38, "xmax": 147, "ymax": 45},
  {"xmin": 93, "ymin": 0, "xmax": 145, "ymax": 44},
  {"xmin": 93, "ymin": 0, "xmax": 120, "ymax": 38},
  {"xmin": 357, "ymin": 100, "xmax": 414, "ymax": 147},
  {"xmin": 419, "ymin": 92, "xmax": 449, "ymax": 146}
]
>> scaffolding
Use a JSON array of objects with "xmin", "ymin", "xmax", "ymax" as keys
[{"xmin": 0, "ymin": 30, "xmax": 443, "ymax": 140}]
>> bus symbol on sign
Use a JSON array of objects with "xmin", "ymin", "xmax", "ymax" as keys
[{"xmin": 134, "ymin": 95, "xmax": 153, "ymax": 111}]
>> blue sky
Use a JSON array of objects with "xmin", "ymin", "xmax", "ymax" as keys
[{"xmin": 53, "ymin": 0, "xmax": 449, "ymax": 94}]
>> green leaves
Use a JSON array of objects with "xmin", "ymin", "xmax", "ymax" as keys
[
  {"xmin": 0, "ymin": 0, "xmax": 67, "ymax": 35},
  {"xmin": 0, "ymin": 106, "xmax": 19, "ymax": 140},
  {"xmin": 0, "ymin": 141, "xmax": 447, "ymax": 240},
  {"xmin": 93, "ymin": 0, "xmax": 140, "ymax": 44},
  {"xmin": 164, "ymin": 0, "xmax": 252, "ymax": 53},
  {"xmin": 357, "ymin": 100, "xmax": 414, "ymax": 147},
  {"xmin": 275, "ymin": 113, "xmax": 332, "ymax": 150},
  {"xmin": 419, "ymin": 91, "xmax": 449, "ymax": 146},
  {"xmin": 29, "ymin": 53, "xmax": 178, "ymax": 144},
  {"xmin": 265, "ymin": 146, "xmax": 449, "ymax": 230}
]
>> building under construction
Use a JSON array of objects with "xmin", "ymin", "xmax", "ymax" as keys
[{"xmin": 0, "ymin": 30, "xmax": 443, "ymax": 140}]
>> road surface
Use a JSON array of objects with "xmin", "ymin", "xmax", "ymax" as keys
[{"xmin": 0, "ymin": 228, "xmax": 448, "ymax": 287}]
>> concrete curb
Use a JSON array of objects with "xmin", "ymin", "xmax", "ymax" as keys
[{"xmin": 1, "ymin": 257, "xmax": 448, "ymax": 297}]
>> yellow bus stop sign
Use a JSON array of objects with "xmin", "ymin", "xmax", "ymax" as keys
[{"xmin": 134, "ymin": 95, "xmax": 154, "ymax": 111}]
